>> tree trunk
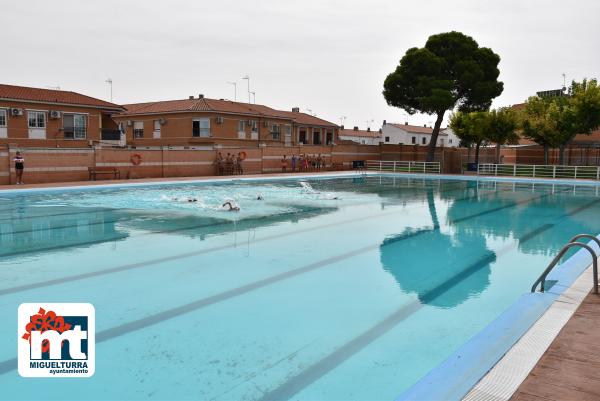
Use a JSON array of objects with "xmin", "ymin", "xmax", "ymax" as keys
[
  {"xmin": 426, "ymin": 187, "xmax": 440, "ymax": 229},
  {"xmin": 543, "ymin": 144, "xmax": 549, "ymax": 165},
  {"xmin": 475, "ymin": 142, "xmax": 481, "ymax": 166},
  {"xmin": 495, "ymin": 143, "xmax": 501, "ymax": 164},
  {"xmin": 558, "ymin": 145, "xmax": 566, "ymax": 165},
  {"xmin": 426, "ymin": 111, "xmax": 445, "ymax": 162}
]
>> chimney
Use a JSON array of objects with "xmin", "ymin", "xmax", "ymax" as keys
[
  {"xmin": 353, "ymin": 126, "xmax": 358, "ymax": 131},
  {"xmin": 292, "ymin": 107, "xmax": 300, "ymax": 113},
  {"xmin": 340, "ymin": 125, "xmax": 344, "ymax": 130},
  {"xmin": 189, "ymin": 96, "xmax": 194, "ymax": 100},
  {"xmin": 367, "ymin": 127, "xmax": 371, "ymax": 132},
  {"xmin": 405, "ymin": 122, "xmax": 408, "ymax": 125},
  {"xmin": 198, "ymin": 94, "xmax": 204, "ymax": 99},
  {"xmin": 423, "ymin": 124, "xmax": 426, "ymax": 127},
  {"xmin": 379, "ymin": 128, "xmax": 382, "ymax": 133},
  {"xmin": 383, "ymin": 119, "xmax": 387, "ymax": 125}
]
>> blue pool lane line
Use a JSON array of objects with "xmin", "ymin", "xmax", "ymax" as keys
[{"xmin": 396, "ymin": 234, "xmax": 600, "ymax": 401}]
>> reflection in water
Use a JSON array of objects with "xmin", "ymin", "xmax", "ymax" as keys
[
  {"xmin": 0, "ymin": 207, "xmax": 129, "ymax": 257},
  {"xmin": 380, "ymin": 185, "xmax": 494, "ymax": 308}
]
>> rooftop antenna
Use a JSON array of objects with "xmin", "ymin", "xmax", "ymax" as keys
[
  {"xmin": 562, "ymin": 73, "xmax": 567, "ymax": 92},
  {"xmin": 365, "ymin": 119, "xmax": 374, "ymax": 129},
  {"xmin": 339, "ymin": 116, "xmax": 347, "ymax": 126},
  {"xmin": 242, "ymin": 75, "xmax": 250, "ymax": 103},
  {"xmin": 250, "ymin": 91, "xmax": 256, "ymax": 104},
  {"xmin": 306, "ymin": 108, "xmax": 316, "ymax": 116},
  {"xmin": 227, "ymin": 81, "xmax": 237, "ymax": 101},
  {"xmin": 45, "ymin": 85, "xmax": 60, "ymax": 90},
  {"xmin": 105, "ymin": 78, "xmax": 113, "ymax": 102}
]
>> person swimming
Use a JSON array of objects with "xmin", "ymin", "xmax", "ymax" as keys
[
  {"xmin": 222, "ymin": 201, "xmax": 240, "ymax": 211},
  {"xmin": 257, "ymin": 194, "xmax": 264, "ymax": 200}
]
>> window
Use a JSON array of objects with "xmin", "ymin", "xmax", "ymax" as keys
[
  {"xmin": 449, "ymin": 139, "xmax": 453, "ymax": 144},
  {"xmin": 238, "ymin": 120, "xmax": 246, "ymax": 132},
  {"xmin": 313, "ymin": 128, "xmax": 321, "ymax": 145},
  {"xmin": 271, "ymin": 123, "xmax": 280, "ymax": 140},
  {"xmin": 0, "ymin": 109, "xmax": 6, "ymax": 127},
  {"xmin": 422, "ymin": 137, "xmax": 427, "ymax": 145},
  {"xmin": 192, "ymin": 118, "xmax": 210, "ymax": 137},
  {"xmin": 251, "ymin": 120, "xmax": 258, "ymax": 133},
  {"xmin": 385, "ymin": 136, "xmax": 390, "ymax": 143},
  {"xmin": 133, "ymin": 121, "xmax": 144, "ymax": 138},
  {"xmin": 28, "ymin": 111, "xmax": 45, "ymax": 128},
  {"xmin": 325, "ymin": 129, "xmax": 334, "ymax": 145},
  {"xmin": 63, "ymin": 114, "xmax": 87, "ymax": 139},
  {"xmin": 153, "ymin": 120, "xmax": 161, "ymax": 138},
  {"xmin": 411, "ymin": 136, "xmax": 416, "ymax": 144},
  {"xmin": 299, "ymin": 129, "xmax": 307, "ymax": 144}
]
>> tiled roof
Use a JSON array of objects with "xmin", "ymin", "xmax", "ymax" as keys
[
  {"xmin": 388, "ymin": 123, "xmax": 434, "ymax": 134},
  {"xmin": 120, "ymin": 97, "xmax": 338, "ymax": 127},
  {"xmin": 339, "ymin": 129, "xmax": 381, "ymax": 138},
  {"xmin": 0, "ymin": 84, "xmax": 123, "ymax": 110}
]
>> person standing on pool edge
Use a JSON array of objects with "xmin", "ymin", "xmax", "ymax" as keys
[{"xmin": 14, "ymin": 151, "xmax": 25, "ymax": 185}]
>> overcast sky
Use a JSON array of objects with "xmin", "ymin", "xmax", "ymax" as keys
[{"xmin": 2, "ymin": 0, "xmax": 599, "ymax": 129}]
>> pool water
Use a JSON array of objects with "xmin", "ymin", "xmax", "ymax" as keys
[{"xmin": 1, "ymin": 175, "xmax": 599, "ymax": 401}]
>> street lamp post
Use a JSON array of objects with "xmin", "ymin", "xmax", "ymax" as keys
[
  {"xmin": 242, "ymin": 75, "xmax": 250, "ymax": 103},
  {"xmin": 227, "ymin": 81, "xmax": 237, "ymax": 101}
]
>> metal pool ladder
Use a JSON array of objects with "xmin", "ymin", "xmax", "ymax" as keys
[{"xmin": 531, "ymin": 234, "xmax": 600, "ymax": 294}]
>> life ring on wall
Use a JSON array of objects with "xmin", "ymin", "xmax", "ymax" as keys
[
  {"xmin": 239, "ymin": 151, "xmax": 247, "ymax": 160},
  {"xmin": 130, "ymin": 153, "xmax": 142, "ymax": 165}
]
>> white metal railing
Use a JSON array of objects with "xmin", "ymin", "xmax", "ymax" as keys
[
  {"xmin": 366, "ymin": 160, "xmax": 441, "ymax": 174},
  {"xmin": 477, "ymin": 163, "xmax": 600, "ymax": 180}
]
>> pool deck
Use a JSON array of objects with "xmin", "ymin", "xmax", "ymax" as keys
[{"xmin": 510, "ymin": 290, "xmax": 600, "ymax": 401}]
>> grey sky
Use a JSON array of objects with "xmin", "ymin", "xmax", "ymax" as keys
[{"xmin": 2, "ymin": 0, "xmax": 599, "ymax": 129}]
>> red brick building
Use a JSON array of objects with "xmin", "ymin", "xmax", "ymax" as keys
[
  {"xmin": 0, "ymin": 84, "xmax": 124, "ymax": 148},
  {"xmin": 113, "ymin": 95, "xmax": 338, "ymax": 148}
]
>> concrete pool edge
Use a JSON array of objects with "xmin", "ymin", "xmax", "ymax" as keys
[{"xmin": 395, "ymin": 235, "xmax": 600, "ymax": 401}]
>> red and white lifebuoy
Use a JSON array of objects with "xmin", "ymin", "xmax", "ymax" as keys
[
  {"xmin": 130, "ymin": 153, "xmax": 142, "ymax": 165},
  {"xmin": 239, "ymin": 151, "xmax": 247, "ymax": 160}
]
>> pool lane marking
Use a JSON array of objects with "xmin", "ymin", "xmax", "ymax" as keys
[
  {"xmin": 0, "ymin": 182, "xmax": 469, "ymax": 258},
  {"xmin": 0, "ymin": 185, "xmax": 515, "ymax": 296},
  {"xmin": 0, "ymin": 190, "xmax": 583, "ymax": 376},
  {"xmin": 255, "ymin": 198, "xmax": 600, "ymax": 401}
]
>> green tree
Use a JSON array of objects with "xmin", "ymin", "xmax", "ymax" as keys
[
  {"xmin": 383, "ymin": 31, "xmax": 503, "ymax": 162},
  {"xmin": 486, "ymin": 107, "xmax": 519, "ymax": 163},
  {"xmin": 449, "ymin": 111, "xmax": 490, "ymax": 166},
  {"xmin": 520, "ymin": 79, "xmax": 600, "ymax": 165}
]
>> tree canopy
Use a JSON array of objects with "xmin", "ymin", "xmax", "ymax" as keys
[{"xmin": 383, "ymin": 31, "xmax": 503, "ymax": 161}]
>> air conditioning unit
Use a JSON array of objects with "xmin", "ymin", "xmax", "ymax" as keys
[
  {"xmin": 49, "ymin": 110, "xmax": 61, "ymax": 119},
  {"xmin": 11, "ymin": 108, "xmax": 23, "ymax": 116},
  {"xmin": 215, "ymin": 116, "xmax": 224, "ymax": 124},
  {"xmin": 158, "ymin": 118, "xmax": 167, "ymax": 125},
  {"xmin": 127, "ymin": 120, "xmax": 133, "ymax": 127}
]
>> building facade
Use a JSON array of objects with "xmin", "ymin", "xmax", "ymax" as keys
[
  {"xmin": 338, "ymin": 126, "xmax": 381, "ymax": 145},
  {"xmin": 113, "ymin": 96, "xmax": 338, "ymax": 148},
  {"xmin": 380, "ymin": 121, "xmax": 459, "ymax": 147},
  {"xmin": 0, "ymin": 84, "xmax": 124, "ymax": 148}
]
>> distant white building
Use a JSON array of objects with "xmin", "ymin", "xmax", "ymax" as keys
[
  {"xmin": 380, "ymin": 121, "xmax": 459, "ymax": 147},
  {"xmin": 338, "ymin": 126, "xmax": 381, "ymax": 145}
]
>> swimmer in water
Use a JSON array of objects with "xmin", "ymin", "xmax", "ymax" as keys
[
  {"xmin": 222, "ymin": 201, "xmax": 240, "ymax": 211},
  {"xmin": 257, "ymin": 194, "xmax": 264, "ymax": 200}
]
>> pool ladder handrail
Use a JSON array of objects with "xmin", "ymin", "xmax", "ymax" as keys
[{"xmin": 531, "ymin": 234, "xmax": 600, "ymax": 294}]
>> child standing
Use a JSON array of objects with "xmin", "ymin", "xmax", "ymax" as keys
[{"xmin": 14, "ymin": 151, "xmax": 24, "ymax": 185}]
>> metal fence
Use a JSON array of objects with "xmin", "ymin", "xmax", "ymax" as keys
[
  {"xmin": 366, "ymin": 160, "xmax": 441, "ymax": 174},
  {"xmin": 478, "ymin": 163, "xmax": 600, "ymax": 180}
]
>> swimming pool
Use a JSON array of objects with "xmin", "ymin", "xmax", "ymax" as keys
[{"xmin": 1, "ymin": 174, "xmax": 599, "ymax": 401}]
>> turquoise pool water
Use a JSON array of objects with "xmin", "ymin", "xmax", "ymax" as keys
[{"xmin": 1, "ymin": 175, "xmax": 600, "ymax": 401}]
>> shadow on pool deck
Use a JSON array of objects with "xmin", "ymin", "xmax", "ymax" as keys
[{"xmin": 510, "ymin": 290, "xmax": 600, "ymax": 401}]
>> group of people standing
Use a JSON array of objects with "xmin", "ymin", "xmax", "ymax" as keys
[
  {"xmin": 215, "ymin": 152, "xmax": 244, "ymax": 176},
  {"xmin": 281, "ymin": 154, "xmax": 325, "ymax": 173}
]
